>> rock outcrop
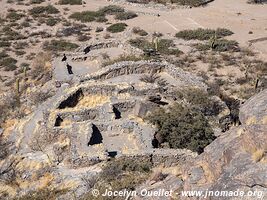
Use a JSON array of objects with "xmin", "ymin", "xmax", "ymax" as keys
[{"xmin": 135, "ymin": 89, "xmax": 267, "ymax": 200}]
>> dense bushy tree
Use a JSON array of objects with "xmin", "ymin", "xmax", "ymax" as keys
[{"xmin": 147, "ymin": 103, "xmax": 216, "ymax": 154}]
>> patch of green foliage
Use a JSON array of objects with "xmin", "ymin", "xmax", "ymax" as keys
[
  {"xmin": 115, "ymin": 11, "xmax": 138, "ymax": 20},
  {"xmin": 132, "ymin": 27, "xmax": 148, "ymax": 36},
  {"xmin": 175, "ymin": 28, "xmax": 234, "ymax": 41},
  {"xmin": 129, "ymin": 37, "xmax": 182, "ymax": 56},
  {"xmin": 0, "ymin": 41, "xmax": 11, "ymax": 47},
  {"xmin": 58, "ymin": 0, "xmax": 82, "ymax": 5},
  {"xmin": 98, "ymin": 5, "xmax": 125, "ymax": 15},
  {"xmin": 195, "ymin": 39, "xmax": 239, "ymax": 52},
  {"xmin": 1, "ymin": 27, "xmax": 26, "ymax": 40},
  {"xmin": 69, "ymin": 5, "xmax": 127, "ymax": 23},
  {"xmin": 46, "ymin": 17, "xmax": 59, "ymax": 26},
  {"xmin": 147, "ymin": 103, "xmax": 216, "ymax": 154},
  {"xmin": 6, "ymin": 11, "xmax": 25, "ymax": 21},
  {"xmin": 69, "ymin": 11, "xmax": 105, "ymax": 22},
  {"xmin": 30, "ymin": 0, "xmax": 45, "ymax": 4},
  {"xmin": 102, "ymin": 54, "xmax": 149, "ymax": 67},
  {"xmin": 43, "ymin": 39, "xmax": 79, "ymax": 51},
  {"xmin": 107, "ymin": 23, "xmax": 128, "ymax": 33},
  {"xmin": 12, "ymin": 189, "xmax": 68, "ymax": 200},
  {"xmin": 127, "ymin": 0, "xmax": 210, "ymax": 7},
  {"xmin": 81, "ymin": 158, "xmax": 151, "ymax": 200},
  {"xmin": 29, "ymin": 5, "xmax": 60, "ymax": 17},
  {"xmin": 0, "ymin": 57, "xmax": 17, "ymax": 71}
]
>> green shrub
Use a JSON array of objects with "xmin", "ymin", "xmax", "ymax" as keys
[
  {"xmin": 178, "ymin": 88, "xmax": 222, "ymax": 116},
  {"xmin": 1, "ymin": 27, "xmax": 26, "ymax": 40},
  {"xmin": 0, "ymin": 51, "xmax": 9, "ymax": 59},
  {"xmin": 46, "ymin": 17, "xmax": 59, "ymax": 26},
  {"xmin": 107, "ymin": 23, "xmax": 127, "ymax": 33},
  {"xmin": 0, "ymin": 57, "xmax": 17, "ymax": 71},
  {"xmin": 212, "ymin": 39, "xmax": 239, "ymax": 52},
  {"xmin": 43, "ymin": 40, "xmax": 79, "ymax": 51},
  {"xmin": 147, "ymin": 103, "xmax": 216, "ymax": 154},
  {"xmin": 12, "ymin": 189, "xmax": 68, "ymax": 200},
  {"xmin": 30, "ymin": 0, "xmax": 45, "ymax": 4},
  {"xmin": 98, "ymin": 5, "xmax": 124, "ymax": 15},
  {"xmin": 175, "ymin": 28, "xmax": 233, "ymax": 41},
  {"xmin": 6, "ymin": 11, "xmax": 25, "ymax": 21},
  {"xmin": 129, "ymin": 38, "xmax": 182, "ymax": 56},
  {"xmin": 58, "ymin": 0, "xmax": 82, "ymax": 5},
  {"xmin": 127, "ymin": 0, "xmax": 212, "ymax": 7},
  {"xmin": 196, "ymin": 39, "xmax": 239, "ymax": 52},
  {"xmin": 132, "ymin": 27, "xmax": 148, "ymax": 36},
  {"xmin": 102, "ymin": 54, "xmax": 147, "ymax": 67},
  {"xmin": 129, "ymin": 38, "xmax": 152, "ymax": 49},
  {"xmin": 69, "ymin": 11, "xmax": 104, "ymax": 22},
  {"xmin": 115, "ymin": 11, "xmax": 137, "ymax": 20},
  {"xmin": 0, "ymin": 41, "xmax": 11, "ymax": 47},
  {"xmin": 170, "ymin": 0, "xmax": 210, "ymax": 7},
  {"xmin": 29, "ymin": 5, "xmax": 59, "ymax": 17}
]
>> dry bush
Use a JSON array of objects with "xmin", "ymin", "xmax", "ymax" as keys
[
  {"xmin": 76, "ymin": 95, "xmax": 110, "ymax": 108},
  {"xmin": 140, "ymin": 72, "xmax": 160, "ymax": 83},
  {"xmin": 30, "ymin": 52, "xmax": 52, "ymax": 80},
  {"xmin": 29, "ymin": 89, "xmax": 54, "ymax": 105},
  {"xmin": 252, "ymin": 149, "xmax": 265, "ymax": 162},
  {"xmin": 132, "ymin": 27, "xmax": 148, "ymax": 36}
]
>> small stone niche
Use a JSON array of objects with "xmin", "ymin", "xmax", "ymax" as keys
[
  {"xmin": 113, "ymin": 106, "xmax": 122, "ymax": 119},
  {"xmin": 88, "ymin": 124, "xmax": 103, "ymax": 146},
  {"xmin": 55, "ymin": 115, "xmax": 63, "ymax": 127},
  {"xmin": 58, "ymin": 89, "xmax": 84, "ymax": 109}
]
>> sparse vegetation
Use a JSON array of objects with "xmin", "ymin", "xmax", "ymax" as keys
[
  {"xmin": 0, "ymin": 57, "xmax": 17, "ymax": 71},
  {"xmin": 98, "ymin": 5, "xmax": 125, "ymax": 15},
  {"xmin": 132, "ymin": 27, "xmax": 148, "ymax": 36},
  {"xmin": 69, "ymin": 5, "xmax": 125, "ymax": 23},
  {"xmin": 81, "ymin": 158, "xmax": 151, "ymax": 200},
  {"xmin": 69, "ymin": 11, "xmax": 105, "ymax": 22},
  {"xmin": 115, "ymin": 11, "xmax": 138, "ymax": 20},
  {"xmin": 107, "ymin": 23, "xmax": 128, "ymax": 33},
  {"xmin": 175, "ymin": 28, "xmax": 233, "ymax": 41},
  {"xmin": 29, "ymin": 5, "xmax": 60, "ymax": 17},
  {"xmin": 6, "ymin": 11, "xmax": 25, "ymax": 21},
  {"xmin": 102, "ymin": 54, "xmax": 147, "ymax": 67},
  {"xmin": 127, "ymin": 0, "xmax": 210, "ymax": 7},
  {"xmin": 129, "ymin": 37, "xmax": 182, "ymax": 55},
  {"xmin": 195, "ymin": 39, "xmax": 239, "ymax": 52},
  {"xmin": 12, "ymin": 189, "xmax": 68, "ymax": 200},
  {"xmin": 30, "ymin": 0, "xmax": 45, "ymax": 4},
  {"xmin": 43, "ymin": 40, "xmax": 79, "ymax": 52},
  {"xmin": 58, "ymin": 0, "xmax": 82, "ymax": 5}
]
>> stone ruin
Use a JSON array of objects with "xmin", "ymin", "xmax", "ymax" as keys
[{"xmin": 3, "ymin": 39, "xmax": 210, "ymax": 197}]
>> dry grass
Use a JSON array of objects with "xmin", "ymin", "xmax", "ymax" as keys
[
  {"xmin": 252, "ymin": 149, "xmax": 265, "ymax": 162},
  {"xmin": 60, "ymin": 119, "xmax": 72, "ymax": 127},
  {"xmin": 76, "ymin": 95, "xmax": 110, "ymax": 108}
]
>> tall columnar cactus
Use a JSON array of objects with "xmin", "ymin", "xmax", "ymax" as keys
[
  {"xmin": 23, "ymin": 66, "xmax": 27, "ymax": 78},
  {"xmin": 16, "ymin": 78, "xmax": 20, "ymax": 95},
  {"xmin": 154, "ymin": 37, "xmax": 159, "ymax": 52},
  {"xmin": 255, "ymin": 77, "xmax": 259, "ymax": 91},
  {"xmin": 209, "ymin": 32, "xmax": 217, "ymax": 50}
]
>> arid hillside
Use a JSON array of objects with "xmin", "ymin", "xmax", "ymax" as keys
[{"xmin": 0, "ymin": 0, "xmax": 266, "ymax": 199}]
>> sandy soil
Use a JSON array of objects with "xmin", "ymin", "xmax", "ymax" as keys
[{"xmin": 0, "ymin": 0, "xmax": 266, "ymax": 93}]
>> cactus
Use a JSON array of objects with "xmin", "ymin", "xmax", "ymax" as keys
[
  {"xmin": 254, "ymin": 77, "xmax": 259, "ymax": 91},
  {"xmin": 154, "ymin": 37, "xmax": 159, "ymax": 51},
  {"xmin": 15, "ymin": 78, "xmax": 20, "ymax": 95},
  {"xmin": 23, "ymin": 66, "xmax": 27, "ymax": 78},
  {"xmin": 209, "ymin": 32, "xmax": 217, "ymax": 50}
]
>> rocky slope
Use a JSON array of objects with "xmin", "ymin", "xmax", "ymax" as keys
[{"xmin": 136, "ymin": 89, "xmax": 267, "ymax": 200}]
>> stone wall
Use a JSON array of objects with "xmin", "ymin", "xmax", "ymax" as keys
[{"xmin": 81, "ymin": 60, "xmax": 206, "ymax": 88}]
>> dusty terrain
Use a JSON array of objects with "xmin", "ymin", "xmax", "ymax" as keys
[{"xmin": 0, "ymin": 0, "xmax": 266, "ymax": 199}]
